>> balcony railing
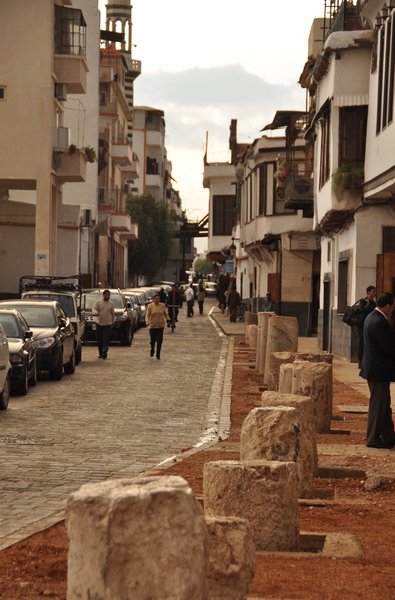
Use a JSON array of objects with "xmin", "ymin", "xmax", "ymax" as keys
[
  {"xmin": 52, "ymin": 149, "xmax": 87, "ymax": 183},
  {"xmin": 112, "ymin": 138, "xmax": 133, "ymax": 166}
]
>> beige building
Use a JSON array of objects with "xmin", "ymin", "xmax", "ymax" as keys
[{"xmin": 0, "ymin": 1, "xmax": 90, "ymax": 295}]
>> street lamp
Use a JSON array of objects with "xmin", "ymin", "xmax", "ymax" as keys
[{"xmin": 229, "ymin": 237, "xmax": 240, "ymax": 257}]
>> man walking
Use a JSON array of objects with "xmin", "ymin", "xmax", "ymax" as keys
[
  {"xmin": 360, "ymin": 292, "xmax": 395, "ymax": 448},
  {"xmin": 146, "ymin": 292, "xmax": 169, "ymax": 360},
  {"xmin": 227, "ymin": 284, "xmax": 240, "ymax": 323},
  {"xmin": 167, "ymin": 284, "xmax": 182, "ymax": 327},
  {"xmin": 356, "ymin": 285, "xmax": 376, "ymax": 368},
  {"xmin": 92, "ymin": 289, "xmax": 114, "ymax": 359},
  {"xmin": 185, "ymin": 284, "xmax": 195, "ymax": 317}
]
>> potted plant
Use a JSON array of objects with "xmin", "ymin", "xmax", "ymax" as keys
[
  {"xmin": 83, "ymin": 146, "xmax": 97, "ymax": 163},
  {"xmin": 332, "ymin": 163, "xmax": 364, "ymax": 199},
  {"xmin": 68, "ymin": 144, "xmax": 77, "ymax": 155},
  {"xmin": 274, "ymin": 160, "xmax": 292, "ymax": 183}
]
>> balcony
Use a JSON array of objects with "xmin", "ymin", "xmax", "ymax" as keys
[
  {"xmin": 146, "ymin": 173, "xmax": 162, "ymax": 189},
  {"xmin": 121, "ymin": 154, "xmax": 140, "ymax": 180},
  {"xmin": 54, "ymin": 6, "xmax": 88, "ymax": 94},
  {"xmin": 128, "ymin": 59, "xmax": 142, "ymax": 78},
  {"xmin": 109, "ymin": 214, "xmax": 138, "ymax": 239},
  {"xmin": 52, "ymin": 149, "xmax": 86, "ymax": 183},
  {"xmin": 112, "ymin": 138, "xmax": 134, "ymax": 166},
  {"xmin": 54, "ymin": 54, "xmax": 88, "ymax": 94},
  {"xmin": 146, "ymin": 129, "xmax": 163, "ymax": 148}
]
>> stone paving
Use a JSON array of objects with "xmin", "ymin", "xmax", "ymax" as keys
[{"xmin": 0, "ymin": 298, "xmax": 228, "ymax": 549}]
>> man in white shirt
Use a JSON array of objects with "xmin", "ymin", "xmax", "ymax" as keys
[
  {"xmin": 92, "ymin": 289, "xmax": 114, "ymax": 359},
  {"xmin": 185, "ymin": 284, "xmax": 195, "ymax": 317}
]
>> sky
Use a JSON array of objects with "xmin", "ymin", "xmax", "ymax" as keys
[{"xmin": 99, "ymin": 0, "xmax": 325, "ymax": 252}]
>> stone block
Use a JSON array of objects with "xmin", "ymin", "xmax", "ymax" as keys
[
  {"xmin": 264, "ymin": 317, "xmax": 298, "ymax": 384},
  {"xmin": 206, "ymin": 516, "xmax": 256, "ymax": 600},
  {"xmin": 257, "ymin": 312, "xmax": 274, "ymax": 376},
  {"xmin": 66, "ymin": 476, "xmax": 210, "ymax": 600},
  {"xmin": 261, "ymin": 391, "xmax": 318, "ymax": 495},
  {"xmin": 291, "ymin": 361, "xmax": 333, "ymax": 433},
  {"xmin": 248, "ymin": 324, "xmax": 258, "ymax": 349},
  {"xmin": 240, "ymin": 406, "xmax": 300, "ymax": 464},
  {"xmin": 245, "ymin": 311, "xmax": 258, "ymax": 325},
  {"xmin": 278, "ymin": 362, "xmax": 293, "ymax": 393},
  {"xmin": 204, "ymin": 460, "xmax": 299, "ymax": 551},
  {"xmin": 269, "ymin": 351, "xmax": 333, "ymax": 392}
]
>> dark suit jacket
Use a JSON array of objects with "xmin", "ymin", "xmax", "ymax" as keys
[{"xmin": 360, "ymin": 309, "xmax": 395, "ymax": 381}]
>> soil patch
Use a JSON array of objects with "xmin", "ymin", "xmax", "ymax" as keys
[{"xmin": 1, "ymin": 338, "xmax": 395, "ymax": 599}]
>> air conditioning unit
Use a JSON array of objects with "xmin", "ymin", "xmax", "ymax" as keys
[
  {"xmin": 57, "ymin": 127, "xmax": 70, "ymax": 149},
  {"xmin": 55, "ymin": 83, "xmax": 67, "ymax": 101},
  {"xmin": 287, "ymin": 176, "xmax": 314, "ymax": 200}
]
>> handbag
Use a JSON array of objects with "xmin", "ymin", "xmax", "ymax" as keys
[{"xmin": 342, "ymin": 301, "xmax": 365, "ymax": 327}]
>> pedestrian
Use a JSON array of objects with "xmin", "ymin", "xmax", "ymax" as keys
[
  {"xmin": 227, "ymin": 284, "xmax": 240, "ymax": 323},
  {"xmin": 356, "ymin": 285, "xmax": 377, "ymax": 368},
  {"xmin": 146, "ymin": 292, "xmax": 169, "ymax": 360},
  {"xmin": 92, "ymin": 289, "xmax": 114, "ymax": 359},
  {"xmin": 197, "ymin": 285, "xmax": 205, "ymax": 315},
  {"xmin": 167, "ymin": 284, "xmax": 182, "ymax": 327},
  {"xmin": 262, "ymin": 292, "xmax": 276, "ymax": 313},
  {"xmin": 360, "ymin": 291, "xmax": 395, "ymax": 448},
  {"xmin": 159, "ymin": 287, "xmax": 167, "ymax": 304},
  {"xmin": 185, "ymin": 284, "xmax": 195, "ymax": 317}
]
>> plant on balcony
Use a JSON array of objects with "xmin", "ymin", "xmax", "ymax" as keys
[
  {"xmin": 332, "ymin": 163, "xmax": 364, "ymax": 199},
  {"xmin": 274, "ymin": 161, "xmax": 292, "ymax": 183},
  {"xmin": 83, "ymin": 146, "xmax": 97, "ymax": 163},
  {"xmin": 68, "ymin": 144, "xmax": 77, "ymax": 155}
]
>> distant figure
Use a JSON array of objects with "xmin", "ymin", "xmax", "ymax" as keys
[
  {"xmin": 92, "ymin": 289, "xmax": 114, "ymax": 359},
  {"xmin": 167, "ymin": 284, "xmax": 182, "ymax": 327},
  {"xmin": 197, "ymin": 285, "xmax": 205, "ymax": 315},
  {"xmin": 227, "ymin": 284, "xmax": 240, "ymax": 323},
  {"xmin": 185, "ymin": 284, "xmax": 195, "ymax": 317},
  {"xmin": 159, "ymin": 287, "xmax": 167, "ymax": 304},
  {"xmin": 360, "ymin": 292, "xmax": 395, "ymax": 448},
  {"xmin": 146, "ymin": 293, "xmax": 169, "ymax": 360},
  {"xmin": 262, "ymin": 292, "xmax": 276, "ymax": 313},
  {"xmin": 217, "ymin": 274, "xmax": 228, "ymax": 314},
  {"xmin": 357, "ymin": 285, "xmax": 377, "ymax": 368}
]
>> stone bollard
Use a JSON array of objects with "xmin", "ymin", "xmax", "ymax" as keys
[
  {"xmin": 66, "ymin": 476, "xmax": 210, "ymax": 600},
  {"xmin": 245, "ymin": 311, "xmax": 258, "ymax": 325},
  {"xmin": 204, "ymin": 460, "xmax": 299, "ymax": 551},
  {"xmin": 240, "ymin": 406, "xmax": 300, "ymax": 464},
  {"xmin": 268, "ymin": 351, "xmax": 333, "ymax": 392},
  {"xmin": 256, "ymin": 312, "xmax": 274, "ymax": 374},
  {"xmin": 206, "ymin": 516, "xmax": 256, "ymax": 600},
  {"xmin": 261, "ymin": 391, "xmax": 318, "ymax": 495},
  {"xmin": 278, "ymin": 362, "xmax": 293, "ymax": 393},
  {"xmin": 264, "ymin": 316, "xmax": 298, "ymax": 384},
  {"xmin": 248, "ymin": 324, "xmax": 258, "ymax": 349},
  {"xmin": 291, "ymin": 361, "xmax": 333, "ymax": 433},
  {"xmin": 245, "ymin": 323, "xmax": 251, "ymax": 345}
]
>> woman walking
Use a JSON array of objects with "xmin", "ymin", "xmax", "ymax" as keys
[
  {"xmin": 146, "ymin": 293, "xmax": 169, "ymax": 360},
  {"xmin": 197, "ymin": 285, "xmax": 205, "ymax": 315}
]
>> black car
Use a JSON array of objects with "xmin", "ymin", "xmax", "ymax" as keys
[
  {"xmin": 84, "ymin": 289, "xmax": 134, "ymax": 346},
  {"xmin": 0, "ymin": 309, "xmax": 37, "ymax": 395},
  {"xmin": 0, "ymin": 300, "xmax": 76, "ymax": 380}
]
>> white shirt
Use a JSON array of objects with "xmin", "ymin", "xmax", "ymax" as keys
[{"xmin": 185, "ymin": 287, "xmax": 194, "ymax": 301}]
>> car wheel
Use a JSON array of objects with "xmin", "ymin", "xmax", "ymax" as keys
[
  {"xmin": 75, "ymin": 343, "xmax": 82, "ymax": 365},
  {"xmin": 28, "ymin": 360, "xmax": 37, "ymax": 387},
  {"xmin": 50, "ymin": 351, "xmax": 63, "ymax": 381},
  {"xmin": 16, "ymin": 364, "xmax": 29, "ymax": 396},
  {"xmin": 64, "ymin": 348, "xmax": 76, "ymax": 374},
  {"xmin": 0, "ymin": 374, "xmax": 10, "ymax": 410},
  {"xmin": 120, "ymin": 325, "xmax": 132, "ymax": 346}
]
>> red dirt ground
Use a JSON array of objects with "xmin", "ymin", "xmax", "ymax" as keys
[{"xmin": 1, "ymin": 339, "xmax": 395, "ymax": 599}]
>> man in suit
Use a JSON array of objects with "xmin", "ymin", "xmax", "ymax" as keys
[{"xmin": 360, "ymin": 292, "xmax": 395, "ymax": 448}]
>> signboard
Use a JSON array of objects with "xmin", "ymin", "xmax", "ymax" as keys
[{"xmin": 224, "ymin": 258, "xmax": 234, "ymax": 274}]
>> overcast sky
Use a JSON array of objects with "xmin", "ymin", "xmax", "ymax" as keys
[{"xmin": 99, "ymin": 0, "xmax": 325, "ymax": 252}]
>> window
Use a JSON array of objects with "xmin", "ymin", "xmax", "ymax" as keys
[
  {"xmin": 55, "ymin": 6, "xmax": 87, "ymax": 56},
  {"xmin": 338, "ymin": 257, "xmax": 349, "ymax": 313},
  {"xmin": 319, "ymin": 104, "xmax": 331, "ymax": 189},
  {"xmin": 339, "ymin": 106, "xmax": 367, "ymax": 164},
  {"xmin": 0, "ymin": 87, "xmax": 5, "ymax": 100},
  {"xmin": 376, "ymin": 13, "xmax": 395, "ymax": 133},
  {"xmin": 259, "ymin": 165, "xmax": 266, "ymax": 215},
  {"xmin": 212, "ymin": 195, "xmax": 236, "ymax": 236}
]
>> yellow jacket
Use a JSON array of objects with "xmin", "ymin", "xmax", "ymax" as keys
[{"xmin": 146, "ymin": 302, "xmax": 169, "ymax": 328}]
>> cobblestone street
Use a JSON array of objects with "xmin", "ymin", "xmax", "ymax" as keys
[{"xmin": 0, "ymin": 298, "xmax": 228, "ymax": 548}]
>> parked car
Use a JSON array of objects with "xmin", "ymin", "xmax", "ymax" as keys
[
  {"xmin": 84, "ymin": 289, "xmax": 134, "ymax": 346},
  {"xmin": 205, "ymin": 282, "xmax": 218, "ymax": 297},
  {"xmin": 20, "ymin": 275, "xmax": 85, "ymax": 365},
  {"xmin": 0, "ymin": 300, "xmax": 76, "ymax": 380},
  {"xmin": 123, "ymin": 289, "xmax": 148, "ymax": 327},
  {"xmin": 123, "ymin": 294, "xmax": 140, "ymax": 332},
  {"xmin": 0, "ymin": 323, "xmax": 12, "ymax": 409},
  {"xmin": 0, "ymin": 309, "xmax": 37, "ymax": 395}
]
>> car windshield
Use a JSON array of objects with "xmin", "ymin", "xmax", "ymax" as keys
[
  {"xmin": 86, "ymin": 292, "xmax": 125, "ymax": 310},
  {"xmin": 0, "ymin": 314, "xmax": 21, "ymax": 338},
  {"xmin": 22, "ymin": 293, "xmax": 75, "ymax": 317},
  {"xmin": 5, "ymin": 305, "xmax": 56, "ymax": 328}
]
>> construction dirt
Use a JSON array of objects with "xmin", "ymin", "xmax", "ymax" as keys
[{"xmin": 1, "ymin": 338, "xmax": 395, "ymax": 599}]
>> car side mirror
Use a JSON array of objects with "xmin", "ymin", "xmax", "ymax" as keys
[
  {"xmin": 25, "ymin": 330, "xmax": 33, "ymax": 339},
  {"xmin": 60, "ymin": 317, "xmax": 67, "ymax": 328},
  {"xmin": 126, "ymin": 302, "xmax": 131, "ymax": 309}
]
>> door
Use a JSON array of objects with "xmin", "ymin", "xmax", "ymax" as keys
[
  {"xmin": 377, "ymin": 253, "xmax": 395, "ymax": 296},
  {"xmin": 267, "ymin": 273, "xmax": 280, "ymax": 312},
  {"xmin": 322, "ymin": 281, "xmax": 330, "ymax": 351}
]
